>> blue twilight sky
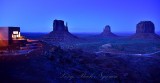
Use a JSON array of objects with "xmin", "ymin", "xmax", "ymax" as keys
[{"xmin": 0, "ymin": 0, "xmax": 160, "ymax": 33}]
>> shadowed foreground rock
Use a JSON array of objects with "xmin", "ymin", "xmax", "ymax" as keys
[
  {"xmin": 132, "ymin": 21, "xmax": 160, "ymax": 40},
  {"xmin": 0, "ymin": 42, "xmax": 160, "ymax": 83},
  {"xmin": 100, "ymin": 25, "xmax": 117, "ymax": 38},
  {"xmin": 44, "ymin": 19, "xmax": 78, "ymax": 41}
]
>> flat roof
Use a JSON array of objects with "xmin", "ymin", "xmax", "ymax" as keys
[{"xmin": 0, "ymin": 27, "xmax": 20, "ymax": 28}]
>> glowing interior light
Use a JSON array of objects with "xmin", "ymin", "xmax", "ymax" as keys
[
  {"xmin": 18, "ymin": 32, "xmax": 21, "ymax": 37},
  {"xmin": 12, "ymin": 34, "xmax": 17, "ymax": 39},
  {"xmin": 13, "ymin": 31, "xmax": 19, "ymax": 34}
]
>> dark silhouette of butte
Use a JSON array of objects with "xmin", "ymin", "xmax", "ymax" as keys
[
  {"xmin": 44, "ymin": 19, "xmax": 78, "ymax": 41},
  {"xmin": 132, "ymin": 21, "xmax": 160, "ymax": 40},
  {"xmin": 100, "ymin": 25, "xmax": 117, "ymax": 37}
]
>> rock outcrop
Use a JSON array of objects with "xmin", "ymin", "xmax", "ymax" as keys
[
  {"xmin": 100, "ymin": 25, "xmax": 117, "ymax": 37},
  {"xmin": 53, "ymin": 20, "xmax": 68, "ymax": 32},
  {"xmin": 44, "ymin": 19, "xmax": 78, "ymax": 41},
  {"xmin": 132, "ymin": 21, "xmax": 160, "ymax": 40},
  {"xmin": 136, "ymin": 21, "xmax": 155, "ymax": 33}
]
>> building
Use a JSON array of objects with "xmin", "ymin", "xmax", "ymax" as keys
[{"xmin": 0, "ymin": 27, "xmax": 26, "ymax": 49}]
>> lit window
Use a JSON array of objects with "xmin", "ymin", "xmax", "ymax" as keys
[
  {"xmin": 18, "ymin": 32, "xmax": 21, "ymax": 37},
  {"xmin": 12, "ymin": 31, "xmax": 21, "ymax": 39},
  {"xmin": 13, "ymin": 31, "xmax": 19, "ymax": 34},
  {"xmin": 12, "ymin": 35, "xmax": 17, "ymax": 39}
]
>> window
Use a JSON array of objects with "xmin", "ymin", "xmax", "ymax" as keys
[
  {"xmin": 13, "ymin": 31, "xmax": 18, "ymax": 34},
  {"xmin": 12, "ymin": 31, "xmax": 21, "ymax": 39}
]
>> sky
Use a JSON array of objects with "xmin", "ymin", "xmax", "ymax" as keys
[{"xmin": 0, "ymin": 0, "xmax": 160, "ymax": 33}]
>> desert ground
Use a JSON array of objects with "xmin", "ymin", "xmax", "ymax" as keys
[{"xmin": 0, "ymin": 33, "xmax": 160, "ymax": 83}]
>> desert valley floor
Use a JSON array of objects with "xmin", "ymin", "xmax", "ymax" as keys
[{"xmin": 0, "ymin": 33, "xmax": 160, "ymax": 83}]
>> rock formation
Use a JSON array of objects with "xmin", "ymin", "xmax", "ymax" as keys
[
  {"xmin": 100, "ymin": 25, "xmax": 117, "ymax": 37},
  {"xmin": 53, "ymin": 20, "xmax": 68, "ymax": 32},
  {"xmin": 44, "ymin": 19, "xmax": 78, "ymax": 41},
  {"xmin": 136, "ymin": 21, "xmax": 155, "ymax": 33},
  {"xmin": 132, "ymin": 21, "xmax": 160, "ymax": 40}
]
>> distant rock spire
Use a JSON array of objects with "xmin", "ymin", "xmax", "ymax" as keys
[
  {"xmin": 100, "ymin": 25, "xmax": 117, "ymax": 37},
  {"xmin": 65, "ymin": 22, "xmax": 68, "ymax": 32},
  {"xmin": 44, "ymin": 19, "xmax": 78, "ymax": 41},
  {"xmin": 66, "ymin": 22, "xmax": 68, "ymax": 27},
  {"xmin": 53, "ymin": 19, "xmax": 66, "ymax": 32},
  {"xmin": 103, "ymin": 25, "xmax": 111, "ymax": 33}
]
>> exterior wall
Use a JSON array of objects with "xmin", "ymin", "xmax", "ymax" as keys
[
  {"xmin": 8, "ymin": 27, "xmax": 20, "ymax": 45},
  {"xmin": 0, "ymin": 27, "xmax": 9, "ymax": 47},
  {"xmin": 0, "ymin": 27, "xmax": 22, "ymax": 49}
]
